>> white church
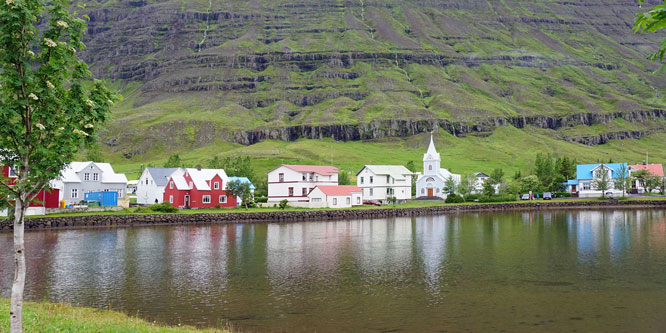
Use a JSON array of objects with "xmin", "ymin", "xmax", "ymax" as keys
[{"xmin": 416, "ymin": 134, "xmax": 461, "ymax": 199}]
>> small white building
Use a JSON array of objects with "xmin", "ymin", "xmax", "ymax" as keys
[
  {"xmin": 415, "ymin": 134, "xmax": 461, "ymax": 199},
  {"xmin": 308, "ymin": 185, "xmax": 363, "ymax": 208},
  {"xmin": 51, "ymin": 162, "xmax": 128, "ymax": 204},
  {"xmin": 267, "ymin": 164, "xmax": 338, "ymax": 203},
  {"xmin": 136, "ymin": 168, "xmax": 184, "ymax": 205},
  {"xmin": 356, "ymin": 165, "xmax": 413, "ymax": 203}
]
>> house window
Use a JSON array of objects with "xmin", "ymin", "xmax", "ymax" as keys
[
  {"xmin": 93, "ymin": 173, "xmax": 99, "ymax": 181},
  {"xmin": 118, "ymin": 190, "xmax": 123, "ymax": 198},
  {"xmin": 279, "ymin": 173, "xmax": 285, "ymax": 182},
  {"xmin": 302, "ymin": 188, "xmax": 307, "ymax": 196},
  {"xmin": 84, "ymin": 173, "xmax": 90, "ymax": 181},
  {"xmin": 333, "ymin": 198, "xmax": 337, "ymax": 205},
  {"xmin": 289, "ymin": 187, "xmax": 294, "ymax": 196},
  {"xmin": 219, "ymin": 195, "xmax": 226, "ymax": 203},
  {"xmin": 170, "ymin": 181, "xmax": 173, "ymax": 189},
  {"xmin": 360, "ymin": 177, "xmax": 364, "ymax": 184},
  {"xmin": 583, "ymin": 182, "xmax": 591, "ymax": 191},
  {"xmin": 356, "ymin": 197, "xmax": 361, "ymax": 204},
  {"xmin": 302, "ymin": 173, "xmax": 307, "ymax": 181},
  {"xmin": 169, "ymin": 195, "xmax": 173, "ymax": 204},
  {"xmin": 370, "ymin": 188, "xmax": 373, "ymax": 196},
  {"xmin": 146, "ymin": 179, "xmax": 149, "ymax": 185},
  {"xmin": 421, "ymin": 188, "xmax": 425, "ymax": 194},
  {"xmin": 214, "ymin": 182, "xmax": 219, "ymax": 190},
  {"xmin": 71, "ymin": 188, "xmax": 78, "ymax": 198},
  {"xmin": 429, "ymin": 165, "xmax": 432, "ymax": 171},
  {"xmin": 436, "ymin": 188, "xmax": 440, "ymax": 193},
  {"xmin": 387, "ymin": 176, "xmax": 390, "ymax": 183},
  {"xmin": 370, "ymin": 176, "xmax": 373, "ymax": 184},
  {"xmin": 202, "ymin": 195, "xmax": 211, "ymax": 204},
  {"xmin": 346, "ymin": 197, "xmax": 350, "ymax": 205},
  {"xmin": 312, "ymin": 198, "xmax": 321, "ymax": 202},
  {"xmin": 387, "ymin": 188, "xmax": 391, "ymax": 194}
]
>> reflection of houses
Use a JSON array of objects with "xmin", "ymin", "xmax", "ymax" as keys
[
  {"xmin": 308, "ymin": 185, "xmax": 363, "ymax": 208},
  {"xmin": 566, "ymin": 163, "xmax": 627, "ymax": 198},
  {"xmin": 416, "ymin": 134, "xmax": 460, "ymax": 199},
  {"xmin": 628, "ymin": 163, "xmax": 665, "ymax": 193},
  {"xmin": 356, "ymin": 165, "xmax": 413, "ymax": 203},
  {"xmin": 267, "ymin": 164, "xmax": 338, "ymax": 203}
]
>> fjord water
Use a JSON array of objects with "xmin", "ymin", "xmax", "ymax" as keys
[{"xmin": 2, "ymin": 210, "xmax": 666, "ymax": 331}]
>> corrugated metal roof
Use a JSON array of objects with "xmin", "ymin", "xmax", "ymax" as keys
[
  {"xmin": 356, "ymin": 165, "xmax": 412, "ymax": 179},
  {"xmin": 629, "ymin": 164, "xmax": 665, "ymax": 177},
  {"xmin": 146, "ymin": 168, "xmax": 182, "ymax": 186},
  {"xmin": 576, "ymin": 163, "xmax": 628, "ymax": 180},
  {"xmin": 282, "ymin": 164, "xmax": 339, "ymax": 176},
  {"xmin": 315, "ymin": 185, "xmax": 362, "ymax": 196}
]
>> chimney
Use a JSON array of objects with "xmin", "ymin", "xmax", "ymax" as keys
[{"xmin": 196, "ymin": 164, "xmax": 202, "ymax": 171}]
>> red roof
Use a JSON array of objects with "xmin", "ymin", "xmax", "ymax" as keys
[
  {"xmin": 316, "ymin": 185, "xmax": 361, "ymax": 196},
  {"xmin": 629, "ymin": 164, "xmax": 665, "ymax": 177},
  {"xmin": 282, "ymin": 164, "xmax": 339, "ymax": 176}
]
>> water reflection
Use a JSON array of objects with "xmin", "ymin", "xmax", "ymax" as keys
[{"xmin": 1, "ymin": 209, "xmax": 666, "ymax": 331}]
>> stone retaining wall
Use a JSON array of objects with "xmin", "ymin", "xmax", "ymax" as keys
[{"xmin": 2, "ymin": 200, "xmax": 666, "ymax": 231}]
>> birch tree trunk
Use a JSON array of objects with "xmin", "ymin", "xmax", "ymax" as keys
[{"xmin": 10, "ymin": 197, "xmax": 26, "ymax": 333}]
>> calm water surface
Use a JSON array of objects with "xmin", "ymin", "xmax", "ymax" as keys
[{"xmin": 2, "ymin": 209, "xmax": 666, "ymax": 331}]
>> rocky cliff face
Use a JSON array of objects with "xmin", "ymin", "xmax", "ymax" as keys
[{"xmin": 74, "ymin": 0, "xmax": 666, "ymax": 157}]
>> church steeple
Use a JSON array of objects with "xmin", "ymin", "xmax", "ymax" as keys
[{"xmin": 423, "ymin": 132, "xmax": 441, "ymax": 175}]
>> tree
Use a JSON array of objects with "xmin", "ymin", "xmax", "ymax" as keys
[
  {"xmin": 482, "ymin": 179, "xmax": 496, "ymax": 197},
  {"xmin": 208, "ymin": 156, "xmax": 222, "ymax": 169},
  {"xmin": 635, "ymin": 0, "xmax": 666, "ymax": 64},
  {"xmin": 512, "ymin": 170, "xmax": 522, "ymax": 180},
  {"xmin": 593, "ymin": 164, "xmax": 611, "ymax": 196},
  {"xmin": 338, "ymin": 171, "xmax": 351, "ymax": 185},
  {"xmin": 226, "ymin": 179, "xmax": 253, "ymax": 209},
  {"xmin": 406, "ymin": 160, "xmax": 417, "ymax": 197},
  {"xmin": 645, "ymin": 175, "xmax": 662, "ymax": 194},
  {"xmin": 633, "ymin": 169, "xmax": 651, "ymax": 192},
  {"xmin": 614, "ymin": 164, "xmax": 631, "ymax": 197},
  {"xmin": 443, "ymin": 176, "xmax": 457, "ymax": 196},
  {"xmin": 0, "ymin": 1, "xmax": 116, "ymax": 330},
  {"xmin": 164, "ymin": 154, "xmax": 182, "ymax": 168},
  {"xmin": 458, "ymin": 173, "xmax": 476, "ymax": 197},
  {"xmin": 520, "ymin": 175, "xmax": 540, "ymax": 194},
  {"xmin": 490, "ymin": 168, "xmax": 504, "ymax": 185},
  {"xmin": 534, "ymin": 153, "xmax": 554, "ymax": 190}
]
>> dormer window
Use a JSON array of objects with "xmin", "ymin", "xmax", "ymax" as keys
[{"xmin": 214, "ymin": 182, "xmax": 219, "ymax": 190}]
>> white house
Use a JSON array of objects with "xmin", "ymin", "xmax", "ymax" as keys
[
  {"xmin": 51, "ymin": 162, "xmax": 128, "ymax": 204},
  {"xmin": 356, "ymin": 165, "xmax": 413, "ymax": 203},
  {"xmin": 308, "ymin": 185, "xmax": 363, "ymax": 208},
  {"xmin": 416, "ymin": 134, "xmax": 461, "ymax": 199},
  {"xmin": 566, "ymin": 163, "xmax": 628, "ymax": 198},
  {"xmin": 628, "ymin": 163, "xmax": 665, "ymax": 193},
  {"xmin": 136, "ymin": 168, "xmax": 184, "ymax": 205},
  {"xmin": 267, "ymin": 164, "xmax": 338, "ymax": 202}
]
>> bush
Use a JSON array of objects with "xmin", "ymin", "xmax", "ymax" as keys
[
  {"xmin": 555, "ymin": 192, "xmax": 572, "ymax": 198},
  {"xmin": 149, "ymin": 202, "xmax": 178, "ymax": 213},
  {"xmin": 134, "ymin": 206, "xmax": 148, "ymax": 214},
  {"xmin": 255, "ymin": 196, "xmax": 268, "ymax": 203},
  {"xmin": 477, "ymin": 195, "xmax": 517, "ymax": 203},
  {"xmin": 445, "ymin": 194, "xmax": 465, "ymax": 203},
  {"xmin": 279, "ymin": 199, "xmax": 289, "ymax": 210},
  {"xmin": 464, "ymin": 193, "xmax": 480, "ymax": 202},
  {"xmin": 215, "ymin": 205, "xmax": 221, "ymax": 209}
]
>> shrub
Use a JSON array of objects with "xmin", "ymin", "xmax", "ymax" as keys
[
  {"xmin": 135, "ymin": 206, "xmax": 148, "ymax": 214},
  {"xmin": 150, "ymin": 203, "xmax": 178, "ymax": 213},
  {"xmin": 215, "ymin": 205, "xmax": 221, "ymax": 209},
  {"xmin": 255, "ymin": 196, "xmax": 268, "ymax": 203},
  {"xmin": 464, "ymin": 193, "xmax": 480, "ymax": 202},
  {"xmin": 445, "ymin": 194, "xmax": 465, "ymax": 203},
  {"xmin": 477, "ymin": 195, "xmax": 517, "ymax": 203},
  {"xmin": 555, "ymin": 192, "xmax": 572, "ymax": 198},
  {"xmin": 279, "ymin": 199, "xmax": 289, "ymax": 210}
]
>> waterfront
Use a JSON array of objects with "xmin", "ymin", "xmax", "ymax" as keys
[{"xmin": 2, "ymin": 209, "xmax": 666, "ymax": 331}]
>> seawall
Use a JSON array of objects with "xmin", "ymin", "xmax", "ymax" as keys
[{"xmin": 2, "ymin": 200, "xmax": 666, "ymax": 232}]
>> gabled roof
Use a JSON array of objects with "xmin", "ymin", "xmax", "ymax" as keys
[
  {"xmin": 228, "ymin": 177, "xmax": 256, "ymax": 190},
  {"xmin": 274, "ymin": 164, "xmax": 339, "ymax": 176},
  {"xmin": 146, "ymin": 168, "xmax": 182, "ymax": 187},
  {"xmin": 629, "ymin": 164, "xmax": 665, "ymax": 177},
  {"xmin": 576, "ymin": 163, "xmax": 628, "ymax": 180},
  {"xmin": 475, "ymin": 172, "xmax": 490, "ymax": 178},
  {"xmin": 356, "ymin": 165, "xmax": 413, "ymax": 179},
  {"xmin": 314, "ymin": 185, "xmax": 362, "ymax": 196},
  {"xmin": 58, "ymin": 161, "xmax": 128, "ymax": 184},
  {"xmin": 185, "ymin": 168, "xmax": 228, "ymax": 191}
]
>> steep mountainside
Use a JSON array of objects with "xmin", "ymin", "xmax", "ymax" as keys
[{"xmin": 76, "ymin": 0, "xmax": 666, "ymax": 163}]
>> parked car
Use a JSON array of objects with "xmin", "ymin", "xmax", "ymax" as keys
[
  {"xmin": 605, "ymin": 191, "xmax": 614, "ymax": 198},
  {"xmin": 543, "ymin": 192, "xmax": 552, "ymax": 200},
  {"xmin": 363, "ymin": 201, "xmax": 381, "ymax": 206},
  {"xmin": 521, "ymin": 194, "xmax": 530, "ymax": 200}
]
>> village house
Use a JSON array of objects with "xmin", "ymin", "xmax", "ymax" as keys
[
  {"xmin": 227, "ymin": 176, "xmax": 256, "ymax": 206},
  {"xmin": 566, "ymin": 163, "xmax": 628, "ymax": 198},
  {"xmin": 163, "ymin": 168, "xmax": 236, "ymax": 209},
  {"xmin": 1, "ymin": 166, "xmax": 60, "ymax": 216},
  {"xmin": 356, "ymin": 165, "xmax": 413, "ymax": 203},
  {"xmin": 416, "ymin": 134, "xmax": 461, "ymax": 199},
  {"xmin": 629, "ymin": 163, "xmax": 665, "ymax": 193},
  {"xmin": 136, "ymin": 167, "xmax": 184, "ymax": 205},
  {"xmin": 267, "ymin": 164, "xmax": 338, "ymax": 203},
  {"xmin": 51, "ymin": 161, "xmax": 128, "ymax": 205},
  {"xmin": 307, "ymin": 185, "xmax": 363, "ymax": 208}
]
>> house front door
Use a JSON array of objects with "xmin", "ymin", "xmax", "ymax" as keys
[
  {"xmin": 184, "ymin": 195, "xmax": 190, "ymax": 208},
  {"xmin": 427, "ymin": 188, "xmax": 434, "ymax": 197}
]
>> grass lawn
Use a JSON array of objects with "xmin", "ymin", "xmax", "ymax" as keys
[{"xmin": 0, "ymin": 299, "xmax": 226, "ymax": 332}]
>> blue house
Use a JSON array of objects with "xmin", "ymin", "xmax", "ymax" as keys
[
  {"xmin": 566, "ymin": 163, "xmax": 628, "ymax": 198},
  {"xmin": 227, "ymin": 177, "xmax": 256, "ymax": 205}
]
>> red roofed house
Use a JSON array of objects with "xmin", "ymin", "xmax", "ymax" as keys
[
  {"xmin": 308, "ymin": 185, "xmax": 363, "ymax": 208},
  {"xmin": 629, "ymin": 163, "xmax": 665, "ymax": 193},
  {"xmin": 1, "ymin": 166, "xmax": 60, "ymax": 216},
  {"xmin": 267, "ymin": 164, "xmax": 339, "ymax": 203},
  {"xmin": 163, "ymin": 168, "xmax": 237, "ymax": 209}
]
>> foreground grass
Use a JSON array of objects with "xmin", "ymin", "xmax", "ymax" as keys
[{"xmin": 0, "ymin": 299, "xmax": 225, "ymax": 332}]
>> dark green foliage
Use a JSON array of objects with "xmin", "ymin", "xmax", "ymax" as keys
[
  {"xmin": 279, "ymin": 199, "xmax": 289, "ymax": 210},
  {"xmin": 150, "ymin": 203, "xmax": 178, "ymax": 213},
  {"xmin": 555, "ymin": 192, "xmax": 573, "ymax": 198},
  {"xmin": 208, "ymin": 156, "xmax": 257, "ymax": 184},
  {"xmin": 635, "ymin": 0, "xmax": 666, "ymax": 63},
  {"xmin": 338, "ymin": 171, "xmax": 351, "ymax": 185},
  {"xmin": 226, "ymin": 179, "xmax": 253, "ymax": 209},
  {"xmin": 255, "ymin": 196, "xmax": 268, "ymax": 203},
  {"xmin": 490, "ymin": 168, "xmax": 504, "ymax": 184},
  {"xmin": 482, "ymin": 179, "xmax": 496, "ymax": 197},
  {"xmin": 443, "ymin": 176, "xmax": 457, "ymax": 196},
  {"xmin": 164, "ymin": 154, "xmax": 182, "ymax": 168},
  {"xmin": 477, "ymin": 195, "xmax": 517, "ymax": 203},
  {"xmin": 445, "ymin": 194, "xmax": 465, "ymax": 203},
  {"xmin": 464, "ymin": 193, "xmax": 480, "ymax": 202}
]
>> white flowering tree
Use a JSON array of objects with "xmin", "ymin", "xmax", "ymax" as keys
[{"xmin": 0, "ymin": 0, "xmax": 115, "ymax": 331}]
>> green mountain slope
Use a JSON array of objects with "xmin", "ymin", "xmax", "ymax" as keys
[{"xmin": 74, "ymin": 0, "xmax": 666, "ymax": 175}]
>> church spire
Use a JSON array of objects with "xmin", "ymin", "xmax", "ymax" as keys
[{"xmin": 423, "ymin": 132, "xmax": 440, "ymax": 162}]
